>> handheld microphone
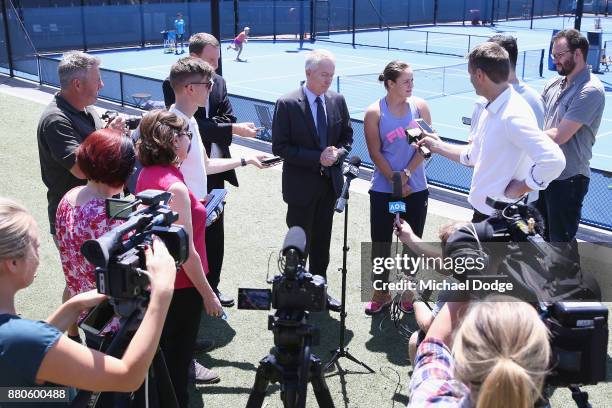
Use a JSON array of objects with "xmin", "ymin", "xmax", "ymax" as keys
[
  {"xmin": 334, "ymin": 156, "xmax": 361, "ymax": 213},
  {"xmin": 388, "ymin": 171, "xmax": 406, "ymax": 224}
]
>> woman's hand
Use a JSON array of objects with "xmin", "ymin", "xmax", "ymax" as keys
[
  {"xmin": 68, "ymin": 290, "xmax": 107, "ymax": 312},
  {"xmin": 144, "ymin": 239, "xmax": 176, "ymax": 300},
  {"xmin": 203, "ymin": 291, "xmax": 223, "ymax": 317}
]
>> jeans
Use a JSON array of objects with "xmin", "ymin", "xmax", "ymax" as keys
[{"xmin": 536, "ymin": 175, "xmax": 589, "ymax": 242}]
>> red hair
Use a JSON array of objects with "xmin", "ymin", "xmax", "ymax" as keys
[{"xmin": 76, "ymin": 128, "xmax": 135, "ymax": 187}]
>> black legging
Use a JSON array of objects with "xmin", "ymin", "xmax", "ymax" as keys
[
  {"xmin": 160, "ymin": 287, "xmax": 203, "ymax": 408},
  {"xmin": 369, "ymin": 189, "xmax": 429, "ymax": 286}
]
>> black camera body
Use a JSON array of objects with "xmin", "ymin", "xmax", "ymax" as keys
[
  {"xmin": 272, "ymin": 272, "xmax": 327, "ymax": 312},
  {"xmin": 444, "ymin": 197, "xmax": 608, "ymax": 389},
  {"xmin": 81, "ymin": 190, "xmax": 188, "ymax": 301},
  {"xmin": 101, "ymin": 110, "xmax": 142, "ymax": 130}
]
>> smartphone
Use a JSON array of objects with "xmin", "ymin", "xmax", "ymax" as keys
[
  {"xmin": 237, "ymin": 288, "xmax": 272, "ymax": 310},
  {"xmin": 79, "ymin": 299, "xmax": 115, "ymax": 336},
  {"xmin": 414, "ymin": 118, "xmax": 434, "ymax": 133},
  {"xmin": 462, "ymin": 116, "xmax": 472, "ymax": 126},
  {"xmin": 261, "ymin": 156, "xmax": 283, "ymax": 166}
]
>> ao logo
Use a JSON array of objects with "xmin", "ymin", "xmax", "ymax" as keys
[{"xmin": 388, "ymin": 202, "xmax": 406, "ymax": 213}]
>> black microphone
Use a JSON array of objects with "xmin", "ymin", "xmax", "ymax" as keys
[
  {"xmin": 388, "ymin": 171, "xmax": 406, "ymax": 224},
  {"xmin": 282, "ymin": 226, "xmax": 307, "ymax": 278},
  {"xmin": 334, "ymin": 156, "xmax": 361, "ymax": 213}
]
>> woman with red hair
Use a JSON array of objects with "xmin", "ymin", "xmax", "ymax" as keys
[{"xmin": 55, "ymin": 128, "xmax": 135, "ymax": 342}]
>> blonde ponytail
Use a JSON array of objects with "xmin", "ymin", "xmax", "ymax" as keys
[{"xmin": 453, "ymin": 297, "xmax": 550, "ymax": 408}]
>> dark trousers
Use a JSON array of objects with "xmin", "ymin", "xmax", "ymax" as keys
[
  {"xmin": 369, "ymin": 189, "xmax": 429, "ymax": 284},
  {"xmin": 536, "ymin": 175, "xmax": 589, "ymax": 242},
  {"xmin": 205, "ymin": 175, "xmax": 225, "ymax": 292},
  {"xmin": 160, "ymin": 287, "xmax": 203, "ymax": 408},
  {"xmin": 286, "ymin": 176, "xmax": 336, "ymax": 280}
]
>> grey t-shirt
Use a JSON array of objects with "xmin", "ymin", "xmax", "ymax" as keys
[
  {"xmin": 37, "ymin": 94, "xmax": 103, "ymax": 234},
  {"xmin": 512, "ymin": 81, "xmax": 544, "ymax": 129},
  {"xmin": 542, "ymin": 67, "xmax": 605, "ymax": 180}
]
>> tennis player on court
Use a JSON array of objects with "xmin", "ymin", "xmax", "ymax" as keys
[{"xmin": 227, "ymin": 27, "xmax": 250, "ymax": 62}]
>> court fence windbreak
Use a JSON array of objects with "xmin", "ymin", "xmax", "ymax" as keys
[{"xmin": 15, "ymin": 54, "xmax": 612, "ymax": 232}]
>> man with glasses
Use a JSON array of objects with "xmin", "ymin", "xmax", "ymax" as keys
[
  {"xmin": 538, "ymin": 29, "xmax": 605, "ymax": 242},
  {"xmin": 163, "ymin": 32, "xmax": 258, "ymax": 310},
  {"xmin": 168, "ymin": 56, "xmax": 268, "ymax": 384}
]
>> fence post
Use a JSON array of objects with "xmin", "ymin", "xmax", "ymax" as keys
[
  {"xmin": 521, "ymin": 51, "xmax": 526, "ymax": 80},
  {"xmin": 352, "ymin": 0, "xmax": 356, "ymax": 47},
  {"xmin": 462, "ymin": 0, "xmax": 466, "ymax": 26},
  {"xmin": 425, "ymin": 31, "xmax": 429, "ymax": 53},
  {"xmin": 433, "ymin": 0, "xmax": 438, "ymax": 25},
  {"xmin": 336, "ymin": 75, "xmax": 340, "ymax": 93},
  {"xmin": 139, "ymin": 0, "xmax": 145, "ymax": 48},
  {"xmin": 467, "ymin": 35, "xmax": 471, "ymax": 54},
  {"xmin": 1, "ymin": 0, "xmax": 14, "ymax": 77},
  {"xmin": 273, "ymin": 0, "xmax": 277, "ymax": 42},
  {"xmin": 212, "ymin": 0, "xmax": 222, "ymax": 75},
  {"xmin": 80, "ymin": 0, "xmax": 88, "ymax": 51},
  {"xmin": 119, "ymin": 72, "xmax": 124, "ymax": 107},
  {"xmin": 539, "ymin": 49, "xmax": 544, "ymax": 77},
  {"xmin": 233, "ymin": 0, "xmax": 239, "ymax": 37}
]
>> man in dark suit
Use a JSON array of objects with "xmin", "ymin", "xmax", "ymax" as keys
[
  {"xmin": 272, "ymin": 49, "xmax": 353, "ymax": 312},
  {"xmin": 163, "ymin": 32, "xmax": 258, "ymax": 309}
]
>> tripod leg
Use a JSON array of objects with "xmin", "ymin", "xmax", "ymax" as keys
[
  {"xmin": 247, "ymin": 359, "xmax": 273, "ymax": 408},
  {"xmin": 309, "ymin": 356, "xmax": 335, "ymax": 408},
  {"xmin": 343, "ymin": 350, "xmax": 375, "ymax": 373}
]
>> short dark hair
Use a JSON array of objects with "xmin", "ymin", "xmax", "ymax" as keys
[
  {"xmin": 488, "ymin": 35, "xmax": 518, "ymax": 69},
  {"xmin": 189, "ymin": 32, "xmax": 220, "ymax": 56},
  {"xmin": 136, "ymin": 109, "xmax": 186, "ymax": 167},
  {"xmin": 468, "ymin": 42, "xmax": 510, "ymax": 84},
  {"xmin": 76, "ymin": 128, "xmax": 135, "ymax": 188},
  {"xmin": 554, "ymin": 29, "xmax": 589, "ymax": 62},
  {"xmin": 378, "ymin": 60, "xmax": 411, "ymax": 89},
  {"xmin": 169, "ymin": 56, "xmax": 214, "ymax": 91}
]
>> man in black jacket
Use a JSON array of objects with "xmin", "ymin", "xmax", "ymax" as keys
[
  {"xmin": 272, "ymin": 49, "xmax": 353, "ymax": 312},
  {"xmin": 163, "ymin": 33, "xmax": 257, "ymax": 309}
]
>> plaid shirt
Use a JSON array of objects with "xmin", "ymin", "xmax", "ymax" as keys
[{"xmin": 409, "ymin": 338, "xmax": 471, "ymax": 407}]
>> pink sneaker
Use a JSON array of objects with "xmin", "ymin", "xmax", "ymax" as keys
[
  {"xmin": 399, "ymin": 300, "xmax": 414, "ymax": 314},
  {"xmin": 364, "ymin": 298, "xmax": 392, "ymax": 315}
]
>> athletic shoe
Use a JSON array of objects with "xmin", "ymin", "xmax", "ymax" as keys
[{"xmin": 364, "ymin": 298, "xmax": 392, "ymax": 315}]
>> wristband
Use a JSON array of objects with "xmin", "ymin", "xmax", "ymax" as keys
[{"xmin": 241, "ymin": 157, "xmax": 247, "ymax": 167}]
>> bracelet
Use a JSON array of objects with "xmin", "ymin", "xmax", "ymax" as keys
[
  {"xmin": 403, "ymin": 168, "xmax": 411, "ymax": 178},
  {"xmin": 241, "ymin": 157, "xmax": 247, "ymax": 167}
]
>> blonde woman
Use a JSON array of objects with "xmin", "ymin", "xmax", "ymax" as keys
[
  {"xmin": 409, "ymin": 298, "xmax": 550, "ymax": 408},
  {"xmin": 0, "ymin": 198, "xmax": 175, "ymax": 391}
]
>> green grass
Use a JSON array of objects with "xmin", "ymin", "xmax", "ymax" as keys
[{"xmin": 1, "ymin": 91, "xmax": 610, "ymax": 407}]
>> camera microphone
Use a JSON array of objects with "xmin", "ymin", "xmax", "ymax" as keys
[
  {"xmin": 388, "ymin": 171, "xmax": 406, "ymax": 224},
  {"xmin": 334, "ymin": 156, "xmax": 361, "ymax": 213},
  {"xmin": 282, "ymin": 226, "xmax": 307, "ymax": 277}
]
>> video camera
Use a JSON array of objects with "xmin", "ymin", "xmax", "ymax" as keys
[
  {"xmin": 80, "ymin": 189, "xmax": 188, "ymax": 301},
  {"xmin": 443, "ymin": 197, "xmax": 607, "ymax": 394},
  {"xmin": 102, "ymin": 110, "xmax": 142, "ymax": 130}
]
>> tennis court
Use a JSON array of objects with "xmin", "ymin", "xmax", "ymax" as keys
[{"xmin": 81, "ymin": 27, "xmax": 612, "ymax": 173}]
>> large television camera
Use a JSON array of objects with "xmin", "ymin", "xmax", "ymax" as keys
[
  {"xmin": 444, "ymin": 197, "xmax": 607, "ymax": 398},
  {"xmin": 81, "ymin": 189, "xmax": 188, "ymax": 301}
]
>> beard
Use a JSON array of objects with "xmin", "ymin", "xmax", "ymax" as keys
[{"xmin": 556, "ymin": 56, "xmax": 577, "ymax": 76}]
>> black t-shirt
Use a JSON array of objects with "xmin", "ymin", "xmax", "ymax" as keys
[{"xmin": 37, "ymin": 94, "xmax": 103, "ymax": 235}]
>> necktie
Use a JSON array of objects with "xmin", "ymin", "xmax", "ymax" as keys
[{"xmin": 315, "ymin": 96, "xmax": 328, "ymax": 150}]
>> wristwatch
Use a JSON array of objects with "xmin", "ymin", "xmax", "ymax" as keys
[
  {"xmin": 241, "ymin": 157, "xmax": 247, "ymax": 167},
  {"xmin": 403, "ymin": 168, "xmax": 411, "ymax": 178}
]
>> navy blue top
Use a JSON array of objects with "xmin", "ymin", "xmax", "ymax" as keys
[{"xmin": 0, "ymin": 314, "xmax": 62, "ymax": 386}]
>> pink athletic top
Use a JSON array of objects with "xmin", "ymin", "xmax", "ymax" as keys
[
  {"xmin": 136, "ymin": 165, "xmax": 208, "ymax": 289},
  {"xmin": 235, "ymin": 31, "xmax": 247, "ymax": 42}
]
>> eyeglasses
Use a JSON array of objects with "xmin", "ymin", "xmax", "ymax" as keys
[
  {"xmin": 176, "ymin": 130, "xmax": 193, "ymax": 141},
  {"xmin": 551, "ymin": 49, "xmax": 572, "ymax": 60},
  {"xmin": 187, "ymin": 79, "xmax": 214, "ymax": 90}
]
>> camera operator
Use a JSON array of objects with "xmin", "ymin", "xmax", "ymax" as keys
[
  {"xmin": 55, "ymin": 129, "xmax": 135, "ymax": 342},
  {"xmin": 37, "ymin": 51, "xmax": 126, "ymax": 343},
  {"xmin": 0, "ymin": 198, "xmax": 175, "ymax": 395},
  {"xmin": 409, "ymin": 298, "xmax": 550, "ymax": 408},
  {"xmin": 416, "ymin": 43, "xmax": 565, "ymax": 222}
]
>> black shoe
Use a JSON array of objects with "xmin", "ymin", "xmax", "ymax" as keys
[
  {"xmin": 193, "ymin": 338, "xmax": 215, "ymax": 353},
  {"xmin": 326, "ymin": 294, "xmax": 342, "ymax": 313},
  {"xmin": 215, "ymin": 291, "xmax": 235, "ymax": 308}
]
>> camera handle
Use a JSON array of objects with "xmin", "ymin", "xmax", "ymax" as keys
[{"xmin": 324, "ymin": 202, "xmax": 375, "ymax": 374}]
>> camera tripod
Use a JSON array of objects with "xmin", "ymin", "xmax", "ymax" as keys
[
  {"xmin": 246, "ymin": 310, "xmax": 335, "ymax": 408},
  {"xmin": 71, "ymin": 300, "xmax": 178, "ymax": 408}
]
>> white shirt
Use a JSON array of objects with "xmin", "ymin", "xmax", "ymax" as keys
[
  {"xmin": 170, "ymin": 105, "xmax": 208, "ymax": 200},
  {"xmin": 303, "ymin": 85, "xmax": 327, "ymax": 132},
  {"xmin": 460, "ymin": 87, "xmax": 565, "ymax": 215}
]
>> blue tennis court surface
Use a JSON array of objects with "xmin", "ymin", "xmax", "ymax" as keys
[{"xmin": 90, "ymin": 25, "xmax": 612, "ymax": 172}]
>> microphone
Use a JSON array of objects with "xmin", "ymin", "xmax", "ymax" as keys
[
  {"xmin": 282, "ymin": 226, "xmax": 307, "ymax": 277},
  {"xmin": 334, "ymin": 156, "xmax": 361, "ymax": 213},
  {"xmin": 388, "ymin": 171, "xmax": 406, "ymax": 224}
]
